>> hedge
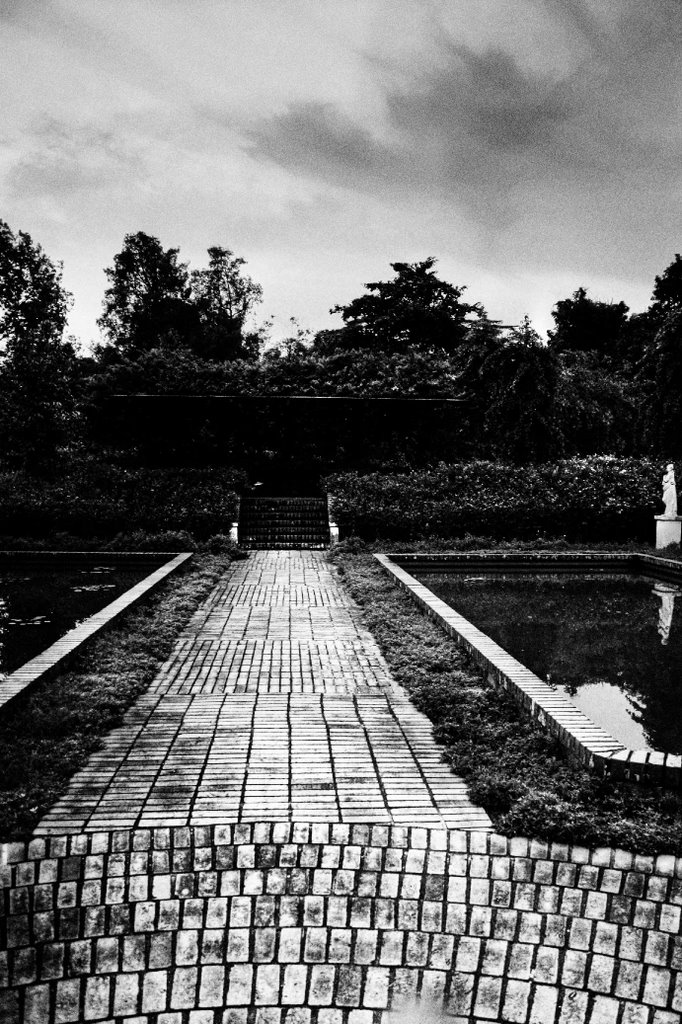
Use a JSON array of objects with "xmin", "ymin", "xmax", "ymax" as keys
[
  {"xmin": 325, "ymin": 457, "xmax": 670, "ymax": 542},
  {"xmin": 0, "ymin": 463, "xmax": 247, "ymax": 541}
]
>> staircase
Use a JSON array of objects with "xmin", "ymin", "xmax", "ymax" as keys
[{"xmin": 238, "ymin": 497, "xmax": 330, "ymax": 549}]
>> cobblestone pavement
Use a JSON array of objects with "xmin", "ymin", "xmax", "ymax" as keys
[
  {"xmin": 2, "ymin": 552, "xmax": 680, "ymax": 1022},
  {"xmin": 1, "ymin": 825, "xmax": 681, "ymax": 1023}
]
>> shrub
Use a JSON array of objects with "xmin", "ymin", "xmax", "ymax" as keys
[
  {"xmin": 201, "ymin": 534, "xmax": 249, "ymax": 557},
  {"xmin": 106, "ymin": 529, "xmax": 197, "ymax": 551},
  {"xmin": 325, "ymin": 456, "xmax": 666, "ymax": 542},
  {"xmin": 0, "ymin": 461, "xmax": 246, "ymax": 540}
]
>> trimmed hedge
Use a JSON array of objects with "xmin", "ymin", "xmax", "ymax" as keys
[
  {"xmin": 325, "ymin": 457, "xmax": 669, "ymax": 542},
  {"xmin": 0, "ymin": 463, "xmax": 247, "ymax": 541}
]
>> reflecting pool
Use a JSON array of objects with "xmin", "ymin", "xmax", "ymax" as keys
[
  {"xmin": 0, "ymin": 562, "xmax": 161, "ymax": 678},
  {"xmin": 421, "ymin": 573, "xmax": 682, "ymax": 754}
]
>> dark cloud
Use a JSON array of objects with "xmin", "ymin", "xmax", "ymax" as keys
[
  {"xmin": 387, "ymin": 43, "xmax": 573, "ymax": 155},
  {"xmin": 246, "ymin": 102, "xmax": 397, "ymax": 185},
  {"xmin": 246, "ymin": 1, "xmax": 682, "ymax": 234},
  {"xmin": 244, "ymin": 41, "xmax": 581, "ymax": 221}
]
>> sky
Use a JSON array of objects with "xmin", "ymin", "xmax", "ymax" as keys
[{"xmin": 2, "ymin": 0, "xmax": 682, "ymax": 348}]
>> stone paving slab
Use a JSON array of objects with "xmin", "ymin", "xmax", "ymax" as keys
[
  {"xmin": 150, "ymin": 641, "xmax": 395, "ymax": 695},
  {"xmin": 36, "ymin": 694, "xmax": 486, "ymax": 833},
  {"xmin": 1, "ymin": 825, "xmax": 681, "ymax": 1023}
]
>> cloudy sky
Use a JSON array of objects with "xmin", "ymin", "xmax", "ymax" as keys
[{"xmin": 2, "ymin": 0, "xmax": 681, "ymax": 347}]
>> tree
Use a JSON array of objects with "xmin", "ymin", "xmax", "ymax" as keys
[
  {"xmin": 469, "ymin": 317, "xmax": 563, "ymax": 462},
  {"xmin": 328, "ymin": 258, "xmax": 483, "ymax": 354},
  {"xmin": 651, "ymin": 253, "xmax": 682, "ymax": 316},
  {"xmin": 0, "ymin": 219, "xmax": 70, "ymax": 346},
  {"xmin": 638, "ymin": 310, "xmax": 682, "ymax": 456},
  {"xmin": 554, "ymin": 352, "xmax": 637, "ymax": 455},
  {"xmin": 190, "ymin": 247, "xmax": 263, "ymax": 360},
  {"xmin": 547, "ymin": 287, "xmax": 629, "ymax": 357},
  {"xmin": 97, "ymin": 232, "xmax": 197, "ymax": 355},
  {"xmin": 0, "ymin": 220, "xmax": 77, "ymax": 471}
]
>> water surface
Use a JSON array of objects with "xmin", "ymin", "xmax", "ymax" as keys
[
  {"xmin": 0, "ymin": 562, "xmax": 161, "ymax": 678},
  {"xmin": 421, "ymin": 572, "xmax": 682, "ymax": 753}
]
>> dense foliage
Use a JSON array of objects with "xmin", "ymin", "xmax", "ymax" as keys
[
  {"xmin": 97, "ymin": 232, "xmax": 263, "ymax": 361},
  {"xmin": 330, "ymin": 547, "xmax": 682, "ymax": 853},
  {"xmin": 0, "ymin": 462, "xmax": 245, "ymax": 541},
  {"xmin": 0, "ymin": 219, "xmax": 79, "ymax": 470},
  {"xmin": 325, "ymin": 457, "xmax": 666, "ymax": 542},
  {"xmin": 1, "ymin": 220, "xmax": 682, "ymax": 488}
]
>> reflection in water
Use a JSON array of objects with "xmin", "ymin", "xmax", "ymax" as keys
[
  {"xmin": 421, "ymin": 573, "xmax": 682, "ymax": 754},
  {"xmin": 653, "ymin": 583, "xmax": 680, "ymax": 645}
]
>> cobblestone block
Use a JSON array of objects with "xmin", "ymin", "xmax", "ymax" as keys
[
  {"xmin": 113, "ymin": 972, "xmax": 140, "ymax": 1016},
  {"xmin": 474, "ymin": 976, "xmax": 503, "ymax": 1019},
  {"xmin": 363, "ymin": 967, "xmax": 389, "ymax": 1008},
  {"xmin": 255, "ymin": 964, "xmax": 281, "ymax": 1005},
  {"xmin": 502, "ymin": 979, "xmax": 531, "ymax": 1023},
  {"xmin": 83, "ymin": 975, "xmax": 110, "ymax": 1021},
  {"xmin": 308, "ymin": 964, "xmax": 335, "ymax": 1005},
  {"xmin": 643, "ymin": 965, "xmax": 672, "ymax": 1007}
]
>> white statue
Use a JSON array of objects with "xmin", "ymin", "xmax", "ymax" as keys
[{"xmin": 663, "ymin": 463, "xmax": 677, "ymax": 517}]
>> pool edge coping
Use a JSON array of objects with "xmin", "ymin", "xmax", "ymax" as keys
[
  {"xmin": 0, "ymin": 551, "xmax": 194, "ymax": 715},
  {"xmin": 374, "ymin": 551, "xmax": 682, "ymax": 788}
]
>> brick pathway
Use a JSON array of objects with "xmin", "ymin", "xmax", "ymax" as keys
[
  {"xmin": 36, "ymin": 552, "xmax": 491, "ymax": 833},
  {"xmin": 2, "ymin": 551, "xmax": 680, "ymax": 1022}
]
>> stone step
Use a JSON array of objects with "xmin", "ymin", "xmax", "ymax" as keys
[
  {"xmin": 239, "ymin": 496, "xmax": 330, "ymax": 549},
  {"xmin": 240, "ymin": 498, "xmax": 328, "ymax": 509},
  {"xmin": 240, "ymin": 515, "xmax": 329, "ymax": 524}
]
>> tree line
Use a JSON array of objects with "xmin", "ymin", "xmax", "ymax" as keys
[{"xmin": 0, "ymin": 218, "xmax": 680, "ymax": 473}]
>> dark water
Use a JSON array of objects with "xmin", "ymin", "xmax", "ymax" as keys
[
  {"xmin": 0, "ymin": 562, "xmax": 160, "ymax": 678},
  {"xmin": 421, "ymin": 573, "xmax": 682, "ymax": 754}
]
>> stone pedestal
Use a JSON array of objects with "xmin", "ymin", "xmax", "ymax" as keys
[{"xmin": 655, "ymin": 515, "xmax": 682, "ymax": 549}]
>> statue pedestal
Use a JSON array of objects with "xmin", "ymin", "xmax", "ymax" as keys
[{"xmin": 655, "ymin": 515, "xmax": 682, "ymax": 549}]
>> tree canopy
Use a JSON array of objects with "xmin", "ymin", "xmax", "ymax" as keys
[
  {"xmin": 190, "ymin": 246, "xmax": 263, "ymax": 360},
  {"xmin": 97, "ymin": 232, "xmax": 196, "ymax": 355},
  {"xmin": 0, "ymin": 220, "xmax": 77, "ymax": 471},
  {"xmin": 0, "ymin": 219, "xmax": 70, "ymax": 350},
  {"xmin": 97, "ymin": 234, "xmax": 263, "ymax": 360},
  {"xmin": 547, "ymin": 287, "xmax": 629, "ymax": 357},
  {"xmin": 327, "ymin": 258, "xmax": 483, "ymax": 354},
  {"xmin": 651, "ymin": 253, "xmax": 682, "ymax": 316}
]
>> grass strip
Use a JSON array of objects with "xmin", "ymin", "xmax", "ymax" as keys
[
  {"xmin": 331, "ymin": 543, "xmax": 682, "ymax": 854},
  {"xmin": 0, "ymin": 552, "xmax": 238, "ymax": 840}
]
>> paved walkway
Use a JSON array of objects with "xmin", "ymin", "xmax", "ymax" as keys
[
  {"xmin": 1, "ymin": 552, "xmax": 681, "ymax": 1022},
  {"xmin": 36, "ymin": 552, "xmax": 491, "ymax": 832}
]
